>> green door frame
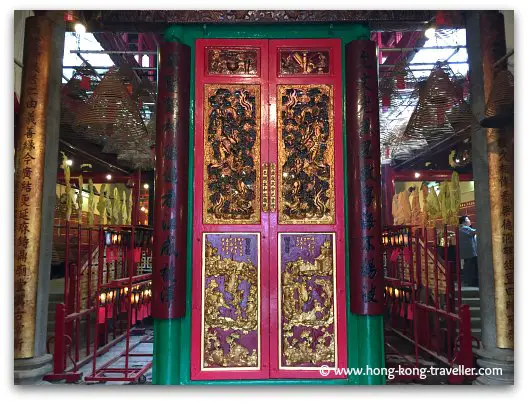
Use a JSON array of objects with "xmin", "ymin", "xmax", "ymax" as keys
[{"xmin": 152, "ymin": 22, "xmax": 385, "ymax": 386}]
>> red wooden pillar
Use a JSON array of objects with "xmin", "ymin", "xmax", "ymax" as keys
[
  {"xmin": 346, "ymin": 40, "xmax": 384, "ymax": 315},
  {"xmin": 152, "ymin": 42, "xmax": 191, "ymax": 319}
]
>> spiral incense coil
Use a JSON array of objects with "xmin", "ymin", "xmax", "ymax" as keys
[
  {"xmin": 389, "ymin": 63, "xmax": 476, "ymax": 160},
  {"xmin": 74, "ymin": 68, "xmax": 148, "ymax": 143},
  {"xmin": 60, "ymin": 65, "xmax": 101, "ymax": 126},
  {"xmin": 481, "ymin": 68, "xmax": 514, "ymax": 128}
]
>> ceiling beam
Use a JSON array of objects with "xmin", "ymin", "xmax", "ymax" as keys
[{"xmin": 79, "ymin": 10, "xmax": 463, "ymax": 33}]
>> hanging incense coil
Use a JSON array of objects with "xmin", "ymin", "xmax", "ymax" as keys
[
  {"xmin": 60, "ymin": 65, "xmax": 102, "ymax": 144},
  {"xmin": 401, "ymin": 63, "xmax": 477, "ymax": 150},
  {"xmin": 379, "ymin": 58, "xmax": 421, "ymax": 157},
  {"xmin": 117, "ymin": 150, "xmax": 154, "ymax": 170},
  {"xmin": 61, "ymin": 65, "xmax": 101, "ymax": 126},
  {"xmin": 481, "ymin": 68, "xmax": 514, "ymax": 128},
  {"xmin": 74, "ymin": 68, "xmax": 148, "ymax": 145}
]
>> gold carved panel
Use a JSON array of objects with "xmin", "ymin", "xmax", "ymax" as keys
[
  {"xmin": 279, "ymin": 233, "xmax": 337, "ymax": 369},
  {"xmin": 207, "ymin": 48, "xmax": 259, "ymax": 76},
  {"xmin": 203, "ymin": 84, "xmax": 261, "ymax": 224},
  {"xmin": 277, "ymin": 85, "xmax": 335, "ymax": 224},
  {"xmin": 202, "ymin": 233, "xmax": 260, "ymax": 370},
  {"xmin": 279, "ymin": 49, "xmax": 330, "ymax": 75}
]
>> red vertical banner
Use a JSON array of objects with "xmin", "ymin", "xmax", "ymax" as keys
[
  {"xmin": 152, "ymin": 41, "xmax": 191, "ymax": 319},
  {"xmin": 346, "ymin": 40, "xmax": 384, "ymax": 315}
]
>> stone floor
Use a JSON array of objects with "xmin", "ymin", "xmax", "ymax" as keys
[
  {"xmin": 76, "ymin": 327, "xmax": 153, "ymax": 385},
  {"xmin": 46, "ymin": 324, "xmax": 460, "ymax": 385}
]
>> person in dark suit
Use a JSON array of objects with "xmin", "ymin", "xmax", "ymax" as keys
[{"xmin": 459, "ymin": 215, "xmax": 479, "ymax": 287}]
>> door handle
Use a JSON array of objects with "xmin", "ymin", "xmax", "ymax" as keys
[
  {"xmin": 269, "ymin": 162, "xmax": 276, "ymax": 212},
  {"xmin": 262, "ymin": 162, "xmax": 269, "ymax": 212}
]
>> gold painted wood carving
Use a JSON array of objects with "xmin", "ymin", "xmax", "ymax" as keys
[
  {"xmin": 277, "ymin": 85, "xmax": 335, "ymax": 224},
  {"xmin": 207, "ymin": 48, "xmax": 259, "ymax": 76},
  {"xmin": 203, "ymin": 85, "xmax": 261, "ymax": 224},
  {"xmin": 202, "ymin": 233, "xmax": 260, "ymax": 369},
  {"xmin": 279, "ymin": 233, "xmax": 337, "ymax": 369},
  {"xmin": 279, "ymin": 50, "xmax": 330, "ymax": 75}
]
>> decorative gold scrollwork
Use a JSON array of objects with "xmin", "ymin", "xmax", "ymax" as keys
[
  {"xmin": 262, "ymin": 163, "xmax": 269, "ymax": 212},
  {"xmin": 203, "ymin": 84, "xmax": 261, "ymax": 224},
  {"xmin": 277, "ymin": 84, "xmax": 335, "ymax": 224},
  {"xmin": 269, "ymin": 162, "xmax": 277, "ymax": 212}
]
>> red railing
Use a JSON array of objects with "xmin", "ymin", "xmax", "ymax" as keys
[
  {"xmin": 44, "ymin": 222, "xmax": 153, "ymax": 383},
  {"xmin": 384, "ymin": 225, "xmax": 476, "ymax": 384}
]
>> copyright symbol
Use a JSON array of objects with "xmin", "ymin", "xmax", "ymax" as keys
[{"xmin": 319, "ymin": 365, "xmax": 330, "ymax": 377}]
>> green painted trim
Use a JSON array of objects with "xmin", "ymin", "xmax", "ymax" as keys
[
  {"xmin": 164, "ymin": 23, "xmax": 370, "ymax": 42},
  {"xmin": 179, "ymin": 41, "xmax": 197, "ymax": 386},
  {"xmin": 160, "ymin": 22, "xmax": 385, "ymax": 386},
  {"xmin": 152, "ymin": 318, "xmax": 183, "ymax": 384},
  {"xmin": 356, "ymin": 315, "xmax": 386, "ymax": 385},
  {"xmin": 340, "ymin": 36, "xmax": 359, "ymax": 386}
]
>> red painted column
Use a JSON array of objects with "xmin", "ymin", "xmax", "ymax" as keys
[
  {"xmin": 346, "ymin": 40, "xmax": 384, "ymax": 315},
  {"xmin": 152, "ymin": 42, "xmax": 190, "ymax": 319}
]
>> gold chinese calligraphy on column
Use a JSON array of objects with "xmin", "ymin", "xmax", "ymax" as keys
[
  {"xmin": 14, "ymin": 16, "xmax": 53, "ymax": 359},
  {"xmin": 488, "ymin": 126, "xmax": 514, "ymax": 348}
]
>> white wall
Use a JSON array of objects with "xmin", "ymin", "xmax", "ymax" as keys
[
  {"xmin": 14, "ymin": 10, "xmax": 34, "ymax": 101},
  {"xmin": 501, "ymin": 10, "xmax": 514, "ymax": 74}
]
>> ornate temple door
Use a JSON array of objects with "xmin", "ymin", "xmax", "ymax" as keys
[
  {"xmin": 191, "ymin": 39, "xmax": 270, "ymax": 380},
  {"xmin": 268, "ymin": 39, "xmax": 346, "ymax": 378},
  {"xmin": 191, "ymin": 39, "xmax": 346, "ymax": 381}
]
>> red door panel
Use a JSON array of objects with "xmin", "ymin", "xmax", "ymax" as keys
[
  {"xmin": 191, "ymin": 38, "xmax": 346, "ymax": 381},
  {"xmin": 268, "ymin": 39, "xmax": 347, "ymax": 379},
  {"xmin": 191, "ymin": 39, "xmax": 270, "ymax": 380}
]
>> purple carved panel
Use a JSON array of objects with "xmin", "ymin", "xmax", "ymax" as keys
[
  {"xmin": 202, "ymin": 233, "xmax": 260, "ymax": 369},
  {"xmin": 279, "ymin": 233, "xmax": 337, "ymax": 368}
]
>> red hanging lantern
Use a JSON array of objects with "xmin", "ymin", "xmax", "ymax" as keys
[
  {"xmin": 97, "ymin": 306, "xmax": 106, "ymax": 324},
  {"xmin": 80, "ymin": 75, "xmax": 91, "ymax": 90},
  {"xmin": 390, "ymin": 248, "xmax": 400, "ymax": 262},
  {"xmin": 64, "ymin": 11, "xmax": 74, "ymax": 22},
  {"xmin": 381, "ymin": 94, "xmax": 391, "ymax": 108},
  {"xmin": 436, "ymin": 11, "xmax": 446, "ymax": 26},
  {"xmin": 396, "ymin": 75, "xmax": 406, "ymax": 90},
  {"xmin": 400, "ymin": 301, "xmax": 406, "ymax": 317},
  {"xmin": 407, "ymin": 303, "xmax": 414, "ymax": 320},
  {"xmin": 134, "ymin": 247, "xmax": 142, "ymax": 263},
  {"xmin": 106, "ymin": 302, "xmax": 113, "ymax": 319}
]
